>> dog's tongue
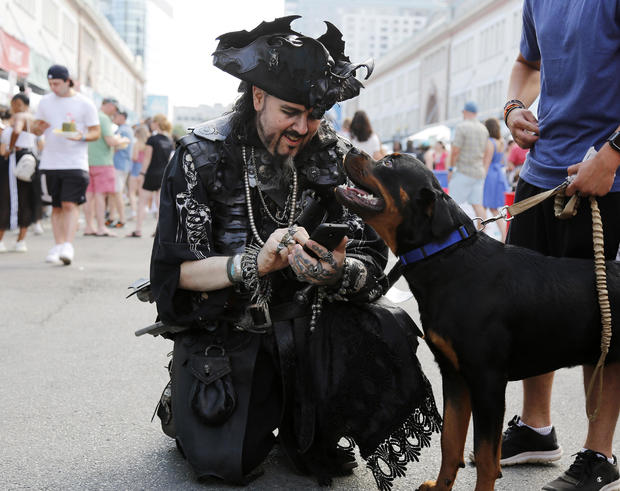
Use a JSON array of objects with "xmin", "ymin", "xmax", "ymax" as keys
[{"xmin": 337, "ymin": 183, "xmax": 383, "ymax": 210}]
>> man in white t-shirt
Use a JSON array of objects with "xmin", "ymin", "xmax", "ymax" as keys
[{"xmin": 32, "ymin": 65, "xmax": 100, "ymax": 265}]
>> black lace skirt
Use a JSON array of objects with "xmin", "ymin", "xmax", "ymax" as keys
[
  {"xmin": 0, "ymin": 153, "xmax": 42, "ymax": 229},
  {"xmin": 304, "ymin": 300, "xmax": 442, "ymax": 490}
]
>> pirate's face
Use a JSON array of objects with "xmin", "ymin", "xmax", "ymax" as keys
[{"xmin": 253, "ymin": 86, "xmax": 320, "ymax": 159}]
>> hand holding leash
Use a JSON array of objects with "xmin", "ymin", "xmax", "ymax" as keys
[{"xmin": 566, "ymin": 145, "xmax": 620, "ymax": 197}]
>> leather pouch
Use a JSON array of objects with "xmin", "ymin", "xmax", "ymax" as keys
[{"xmin": 189, "ymin": 346, "xmax": 236, "ymax": 426}]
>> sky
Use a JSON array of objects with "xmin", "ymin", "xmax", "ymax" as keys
[{"xmin": 164, "ymin": 0, "xmax": 286, "ymax": 108}]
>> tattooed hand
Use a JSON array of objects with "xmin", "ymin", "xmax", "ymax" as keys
[
  {"xmin": 256, "ymin": 226, "xmax": 306, "ymax": 275},
  {"xmin": 288, "ymin": 235, "xmax": 347, "ymax": 285}
]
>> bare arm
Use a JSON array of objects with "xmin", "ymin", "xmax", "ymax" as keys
[
  {"xmin": 140, "ymin": 145, "xmax": 153, "ymax": 174},
  {"xmin": 9, "ymin": 121, "xmax": 21, "ymax": 152},
  {"xmin": 449, "ymin": 146, "xmax": 460, "ymax": 168},
  {"xmin": 507, "ymin": 54, "xmax": 541, "ymax": 108},
  {"xmin": 32, "ymin": 119, "xmax": 50, "ymax": 136},
  {"xmin": 103, "ymin": 134, "xmax": 130, "ymax": 147},
  {"xmin": 179, "ymin": 256, "xmax": 232, "ymax": 291},
  {"xmin": 482, "ymin": 140, "xmax": 494, "ymax": 172},
  {"xmin": 68, "ymin": 124, "xmax": 101, "ymax": 142},
  {"xmin": 131, "ymin": 142, "xmax": 143, "ymax": 161},
  {"xmin": 506, "ymin": 54, "xmax": 541, "ymax": 149}
]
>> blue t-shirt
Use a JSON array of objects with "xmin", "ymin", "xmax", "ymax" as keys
[
  {"xmin": 113, "ymin": 123, "xmax": 134, "ymax": 172},
  {"xmin": 519, "ymin": 0, "xmax": 620, "ymax": 192}
]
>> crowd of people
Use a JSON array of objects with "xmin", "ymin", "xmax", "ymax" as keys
[
  {"xmin": 0, "ymin": 64, "xmax": 174, "ymax": 263},
  {"xmin": 0, "ymin": 6, "xmax": 618, "ymax": 491},
  {"xmin": 339, "ymin": 101, "xmax": 523, "ymax": 243}
]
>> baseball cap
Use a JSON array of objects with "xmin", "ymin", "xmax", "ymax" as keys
[
  {"xmin": 463, "ymin": 101, "xmax": 478, "ymax": 113},
  {"xmin": 47, "ymin": 64, "xmax": 74, "ymax": 87},
  {"xmin": 47, "ymin": 64, "xmax": 70, "ymax": 81},
  {"xmin": 102, "ymin": 97, "xmax": 119, "ymax": 108}
]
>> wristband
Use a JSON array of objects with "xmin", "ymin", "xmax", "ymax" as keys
[
  {"xmin": 503, "ymin": 99, "xmax": 525, "ymax": 124},
  {"xmin": 226, "ymin": 254, "xmax": 244, "ymax": 283}
]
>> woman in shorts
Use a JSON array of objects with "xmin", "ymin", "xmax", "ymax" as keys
[
  {"xmin": 128, "ymin": 114, "xmax": 173, "ymax": 237},
  {"xmin": 128, "ymin": 124, "xmax": 149, "ymax": 221}
]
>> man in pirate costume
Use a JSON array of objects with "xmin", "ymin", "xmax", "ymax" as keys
[{"xmin": 149, "ymin": 16, "xmax": 440, "ymax": 489}]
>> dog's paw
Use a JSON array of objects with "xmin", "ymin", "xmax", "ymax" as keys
[{"xmin": 417, "ymin": 480, "xmax": 437, "ymax": 491}]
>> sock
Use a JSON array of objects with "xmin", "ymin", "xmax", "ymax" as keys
[
  {"xmin": 517, "ymin": 418, "xmax": 553, "ymax": 435},
  {"xmin": 581, "ymin": 448, "xmax": 615, "ymax": 465}
]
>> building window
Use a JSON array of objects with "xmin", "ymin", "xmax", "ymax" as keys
[
  {"xmin": 62, "ymin": 14, "xmax": 77, "ymax": 49},
  {"xmin": 15, "ymin": 0, "xmax": 36, "ymax": 16},
  {"xmin": 407, "ymin": 68, "xmax": 419, "ymax": 92},
  {"xmin": 479, "ymin": 19, "xmax": 506, "ymax": 61},
  {"xmin": 43, "ymin": 1, "xmax": 59, "ymax": 36},
  {"xmin": 452, "ymin": 37, "xmax": 474, "ymax": 73}
]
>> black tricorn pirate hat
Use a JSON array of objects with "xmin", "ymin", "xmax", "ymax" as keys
[{"xmin": 212, "ymin": 15, "xmax": 374, "ymax": 118}]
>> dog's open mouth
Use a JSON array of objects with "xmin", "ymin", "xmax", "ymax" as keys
[
  {"xmin": 335, "ymin": 149, "xmax": 386, "ymax": 217},
  {"xmin": 335, "ymin": 182, "xmax": 385, "ymax": 213}
]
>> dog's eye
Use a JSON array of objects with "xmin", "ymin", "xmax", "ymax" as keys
[{"xmin": 383, "ymin": 159, "xmax": 393, "ymax": 168}]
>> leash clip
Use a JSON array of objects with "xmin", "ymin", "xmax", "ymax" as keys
[{"xmin": 473, "ymin": 205, "xmax": 513, "ymax": 231}]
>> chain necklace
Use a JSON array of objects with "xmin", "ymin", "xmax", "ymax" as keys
[{"xmin": 242, "ymin": 146, "xmax": 298, "ymax": 246}]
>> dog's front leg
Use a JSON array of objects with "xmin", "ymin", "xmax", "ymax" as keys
[
  {"xmin": 470, "ymin": 373, "xmax": 507, "ymax": 491},
  {"xmin": 418, "ymin": 371, "xmax": 471, "ymax": 491}
]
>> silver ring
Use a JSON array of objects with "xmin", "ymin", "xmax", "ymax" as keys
[
  {"xmin": 280, "ymin": 232, "xmax": 296, "ymax": 246},
  {"xmin": 276, "ymin": 242, "xmax": 286, "ymax": 252},
  {"xmin": 319, "ymin": 251, "xmax": 334, "ymax": 263}
]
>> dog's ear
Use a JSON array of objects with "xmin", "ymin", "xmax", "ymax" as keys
[{"xmin": 418, "ymin": 187, "xmax": 456, "ymax": 238}]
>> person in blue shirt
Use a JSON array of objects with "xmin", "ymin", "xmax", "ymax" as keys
[
  {"xmin": 500, "ymin": 1, "xmax": 620, "ymax": 490},
  {"xmin": 109, "ymin": 110, "xmax": 133, "ymax": 227}
]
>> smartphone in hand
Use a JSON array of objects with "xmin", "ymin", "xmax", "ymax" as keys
[{"xmin": 303, "ymin": 223, "xmax": 348, "ymax": 258}]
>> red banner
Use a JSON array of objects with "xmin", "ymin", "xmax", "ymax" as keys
[{"xmin": 0, "ymin": 30, "xmax": 30, "ymax": 77}]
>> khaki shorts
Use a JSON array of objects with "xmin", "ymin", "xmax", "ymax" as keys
[{"xmin": 114, "ymin": 169, "xmax": 129, "ymax": 193}]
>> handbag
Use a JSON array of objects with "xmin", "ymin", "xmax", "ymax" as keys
[
  {"xmin": 15, "ymin": 153, "xmax": 36, "ymax": 182},
  {"xmin": 188, "ymin": 345, "xmax": 237, "ymax": 425}
]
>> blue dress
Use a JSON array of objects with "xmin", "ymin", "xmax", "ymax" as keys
[{"xmin": 483, "ymin": 139, "xmax": 510, "ymax": 209}]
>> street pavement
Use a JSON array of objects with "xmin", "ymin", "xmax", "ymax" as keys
[{"xmin": 1, "ymin": 215, "xmax": 618, "ymax": 490}]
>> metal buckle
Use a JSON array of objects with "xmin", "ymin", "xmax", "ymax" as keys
[{"xmin": 245, "ymin": 303, "xmax": 272, "ymax": 333}]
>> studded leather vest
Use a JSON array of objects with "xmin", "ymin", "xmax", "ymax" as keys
[{"xmin": 177, "ymin": 114, "xmax": 351, "ymax": 256}]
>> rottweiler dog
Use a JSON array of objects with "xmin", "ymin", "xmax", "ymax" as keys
[{"xmin": 334, "ymin": 148, "xmax": 620, "ymax": 491}]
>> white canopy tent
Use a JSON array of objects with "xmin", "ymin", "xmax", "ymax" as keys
[{"xmin": 407, "ymin": 124, "xmax": 452, "ymax": 145}]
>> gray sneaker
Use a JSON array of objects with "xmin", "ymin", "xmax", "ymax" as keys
[
  {"xmin": 542, "ymin": 450, "xmax": 620, "ymax": 491},
  {"xmin": 470, "ymin": 415, "xmax": 562, "ymax": 465}
]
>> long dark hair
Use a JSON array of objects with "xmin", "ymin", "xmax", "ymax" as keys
[
  {"xmin": 350, "ymin": 110, "xmax": 373, "ymax": 142},
  {"xmin": 484, "ymin": 118, "xmax": 501, "ymax": 140},
  {"xmin": 229, "ymin": 81, "xmax": 256, "ymax": 139}
]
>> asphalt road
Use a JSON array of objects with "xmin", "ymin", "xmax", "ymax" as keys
[{"xmin": 1, "ymin": 216, "xmax": 617, "ymax": 490}]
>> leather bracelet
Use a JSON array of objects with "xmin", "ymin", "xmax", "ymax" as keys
[
  {"xmin": 504, "ymin": 105, "xmax": 523, "ymax": 125},
  {"xmin": 503, "ymin": 99, "xmax": 525, "ymax": 110},
  {"xmin": 503, "ymin": 99, "xmax": 525, "ymax": 124}
]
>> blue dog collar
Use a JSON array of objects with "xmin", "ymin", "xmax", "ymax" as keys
[{"xmin": 399, "ymin": 225, "xmax": 473, "ymax": 265}]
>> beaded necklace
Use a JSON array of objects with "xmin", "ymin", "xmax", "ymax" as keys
[{"xmin": 242, "ymin": 146, "xmax": 298, "ymax": 246}]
